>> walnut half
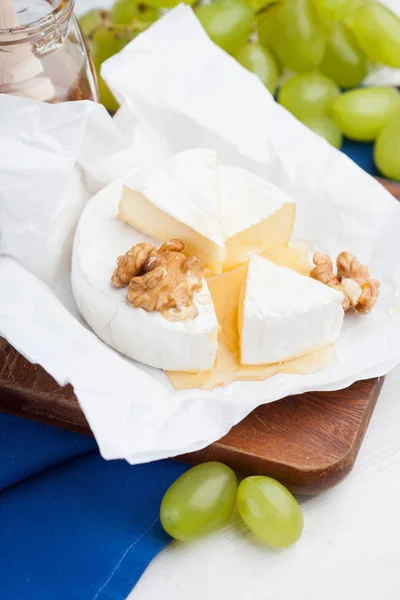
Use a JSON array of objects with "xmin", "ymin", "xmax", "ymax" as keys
[
  {"xmin": 311, "ymin": 251, "xmax": 380, "ymax": 314},
  {"xmin": 112, "ymin": 239, "xmax": 205, "ymax": 317}
]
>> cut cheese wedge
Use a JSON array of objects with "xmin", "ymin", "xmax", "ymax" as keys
[
  {"xmin": 220, "ymin": 166, "xmax": 296, "ymax": 271},
  {"xmin": 72, "ymin": 181, "xmax": 219, "ymax": 372},
  {"xmin": 120, "ymin": 148, "xmax": 225, "ymax": 273},
  {"xmin": 120, "ymin": 150, "xmax": 296, "ymax": 274},
  {"xmin": 239, "ymin": 255, "xmax": 344, "ymax": 365}
]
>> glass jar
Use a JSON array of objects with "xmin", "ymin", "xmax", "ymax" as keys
[{"xmin": 0, "ymin": 0, "xmax": 99, "ymax": 103}]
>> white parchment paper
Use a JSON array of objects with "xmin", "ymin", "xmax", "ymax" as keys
[{"xmin": 1, "ymin": 7, "xmax": 400, "ymax": 464}]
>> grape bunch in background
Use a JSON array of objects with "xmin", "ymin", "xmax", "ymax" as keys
[{"xmin": 80, "ymin": 0, "xmax": 400, "ymax": 181}]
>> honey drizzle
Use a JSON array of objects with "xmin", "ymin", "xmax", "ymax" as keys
[{"xmin": 167, "ymin": 243, "xmax": 336, "ymax": 391}]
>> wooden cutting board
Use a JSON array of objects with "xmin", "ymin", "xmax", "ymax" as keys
[{"xmin": 0, "ymin": 178, "xmax": 399, "ymax": 496}]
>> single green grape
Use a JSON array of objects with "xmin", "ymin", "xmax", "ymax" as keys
[
  {"xmin": 79, "ymin": 9, "xmax": 109, "ymax": 53},
  {"xmin": 160, "ymin": 462, "xmax": 237, "ymax": 541},
  {"xmin": 91, "ymin": 27, "xmax": 132, "ymax": 112},
  {"xmin": 257, "ymin": 0, "xmax": 326, "ymax": 73},
  {"xmin": 110, "ymin": 0, "xmax": 159, "ymax": 25},
  {"xmin": 313, "ymin": 0, "xmax": 360, "ymax": 21},
  {"xmin": 237, "ymin": 476, "xmax": 303, "ymax": 548},
  {"xmin": 302, "ymin": 115, "xmax": 343, "ymax": 148},
  {"xmin": 331, "ymin": 87, "xmax": 400, "ymax": 142},
  {"xmin": 374, "ymin": 115, "xmax": 400, "ymax": 182},
  {"xmin": 234, "ymin": 43, "xmax": 279, "ymax": 94},
  {"xmin": 91, "ymin": 26, "xmax": 131, "ymax": 68},
  {"xmin": 246, "ymin": 0, "xmax": 283, "ymax": 13},
  {"xmin": 319, "ymin": 22, "xmax": 367, "ymax": 88},
  {"xmin": 346, "ymin": 2, "xmax": 400, "ymax": 69},
  {"xmin": 145, "ymin": 0, "xmax": 195, "ymax": 8},
  {"xmin": 98, "ymin": 76, "xmax": 120, "ymax": 113},
  {"xmin": 196, "ymin": 0, "xmax": 253, "ymax": 55},
  {"xmin": 278, "ymin": 72, "xmax": 340, "ymax": 121},
  {"xmin": 79, "ymin": 9, "xmax": 107, "ymax": 37}
]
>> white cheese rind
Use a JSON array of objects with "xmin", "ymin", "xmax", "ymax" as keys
[
  {"xmin": 72, "ymin": 182, "xmax": 219, "ymax": 372},
  {"xmin": 240, "ymin": 255, "xmax": 344, "ymax": 365},
  {"xmin": 123, "ymin": 148, "xmax": 223, "ymax": 247},
  {"xmin": 219, "ymin": 166, "xmax": 295, "ymax": 238}
]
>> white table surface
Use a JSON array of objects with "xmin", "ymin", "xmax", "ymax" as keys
[
  {"xmin": 129, "ymin": 366, "xmax": 400, "ymax": 600},
  {"xmin": 73, "ymin": 2, "xmax": 400, "ymax": 596}
]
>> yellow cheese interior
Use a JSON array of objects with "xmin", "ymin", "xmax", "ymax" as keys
[
  {"xmin": 120, "ymin": 190, "xmax": 295, "ymax": 275},
  {"xmin": 223, "ymin": 202, "xmax": 296, "ymax": 271},
  {"xmin": 237, "ymin": 266, "xmax": 247, "ymax": 365},
  {"xmin": 120, "ymin": 188, "xmax": 226, "ymax": 273},
  {"xmin": 167, "ymin": 244, "xmax": 334, "ymax": 390}
]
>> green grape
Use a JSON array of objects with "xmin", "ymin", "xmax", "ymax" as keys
[
  {"xmin": 145, "ymin": 0, "xmax": 195, "ymax": 8},
  {"xmin": 91, "ymin": 26, "xmax": 131, "ymax": 68},
  {"xmin": 302, "ymin": 115, "xmax": 343, "ymax": 148},
  {"xmin": 346, "ymin": 2, "xmax": 400, "ymax": 68},
  {"xmin": 313, "ymin": 0, "xmax": 360, "ymax": 21},
  {"xmin": 79, "ymin": 9, "xmax": 107, "ymax": 37},
  {"xmin": 234, "ymin": 43, "xmax": 279, "ymax": 94},
  {"xmin": 331, "ymin": 87, "xmax": 400, "ymax": 142},
  {"xmin": 247, "ymin": 0, "xmax": 282, "ymax": 13},
  {"xmin": 278, "ymin": 72, "xmax": 340, "ymax": 121},
  {"xmin": 98, "ymin": 76, "xmax": 120, "ymax": 113},
  {"xmin": 257, "ymin": 0, "xmax": 326, "ymax": 73},
  {"xmin": 196, "ymin": 0, "xmax": 253, "ymax": 55},
  {"xmin": 160, "ymin": 462, "xmax": 237, "ymax": 541},
  {"xmin": 79, "ymin": 9, "xmax": 109, "ymax": 53},
  {"xmin": 80, "ymin": 6, "xmax": 153, "ymax": 112},
  {"xmin": 319, "ymin": 22, "xmax": 367, "ymax": 88},
  {"xmin": 237, "ymin": 476, "xmax": 303, "ymax": 548},
  {"xmin": 111, "ymin": 0, "xmax": 159, "ymax": 25},
  {"xmin": 92, "ymin": 27, "xmax": 131, "ymax": 112},
  {"xmin": 374, "ymin": 115, "xmax": 400, "ymax": 182}
]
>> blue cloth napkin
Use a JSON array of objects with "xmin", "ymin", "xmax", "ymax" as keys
[
  {"xmin": 341, "ymin": 140, "xmax": 377, "ymax": 176},
  {"xmin": 0, "ymin": 141, "xmax": 377, "ymax": 600},
  {"xmin": 0, "ymin": 413, "xmax": 188, "ymax": 599}
]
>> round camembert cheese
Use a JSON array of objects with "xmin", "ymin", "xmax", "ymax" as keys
[{"xmin": 72, "ymin": 150, "xmax": 346, "ymax": 375}]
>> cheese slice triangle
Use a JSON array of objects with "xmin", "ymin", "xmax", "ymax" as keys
[
  {"xmin": 120, "ymin": 149, "xmax": 225, "ymax": 273},
  {"xmin": 239, "ymin": 255, "xmax": 344, "ymax": 365},
  {"xmin": 219, "ymin": 166, "xmax": 296, "ymax": 271},
  {"xmin": 120, "ymin": 150, "xmax": 296, "ymax": 274}
]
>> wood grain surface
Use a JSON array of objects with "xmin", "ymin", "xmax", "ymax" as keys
[
  {"xmin": 0, "ymin": 336, "xmax": 385, "ymax": 496},
  {"xmin": 0, "ymin": 178, "xmax": 399, "ymax": 495},
  {"xmin": 179, "ymin": 378, "xmax": 384, "ymax": 494}
]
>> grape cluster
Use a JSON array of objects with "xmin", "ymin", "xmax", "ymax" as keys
[{"xmin": 80, "ymin": 0, "xmax": 400, "ymax": 180}]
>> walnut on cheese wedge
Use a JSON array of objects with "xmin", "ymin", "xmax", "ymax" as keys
[
  {"xmin": 112, "ymin": 239, "xmax": 205, "ymax": 319},
  {"xmin": 72, "ymin": 182, "xmax": 218, "ymax": 372},
  {"xmin": 120, "ymin": 150, "xmax": 295, "ymax": 274},
  {"xmin": 238, "ymin": 255, "xmax": 345, "ymax": 366}
]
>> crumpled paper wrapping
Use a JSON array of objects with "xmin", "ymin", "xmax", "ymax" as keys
[{"xmin": 1, "ymin": 6, "xmax": 400, "ymax": 464}]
